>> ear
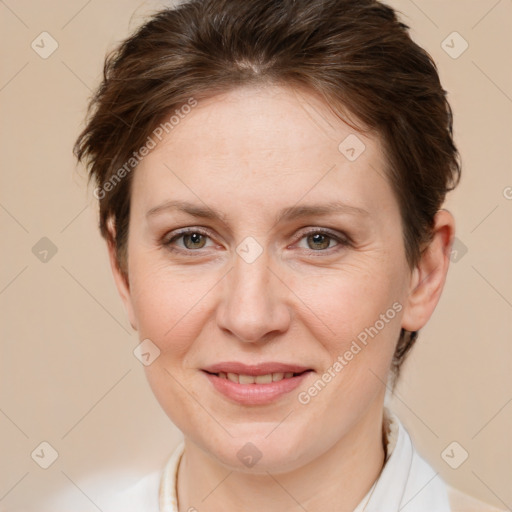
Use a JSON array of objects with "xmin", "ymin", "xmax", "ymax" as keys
[
  {"xmin": 106, "ymin": 222, "xmax": 138, "ymax": 331},
  {"xmin": 401, "ymin": 209, "xmax": 456, "ymax": 332}
]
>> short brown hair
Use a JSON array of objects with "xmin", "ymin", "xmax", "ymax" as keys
[{"xmin": 74, "ymin": 0, "xmax": 461, "ymax": 385}]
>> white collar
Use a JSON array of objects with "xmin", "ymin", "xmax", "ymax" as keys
[
  {"xmin": 354, "ymin": 407, "xmax": 450, "ymax": 511},
  {"xmin": 158, "ymin": 407, "xmax": 451, "ymax": 512}
]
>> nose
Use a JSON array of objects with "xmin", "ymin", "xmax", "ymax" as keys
[{"xmin": 216, "ymin": 249, "xmax": 291, "ymax": 343}]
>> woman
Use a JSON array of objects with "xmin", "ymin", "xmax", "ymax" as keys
[{"xmin": 74, "ymin": 0, "xmax": 506, "ymax": 510}]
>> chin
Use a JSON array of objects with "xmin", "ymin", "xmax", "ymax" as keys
[{"xmin": 197, "ymin": 428, "xmax": 316, "ymax": 474}]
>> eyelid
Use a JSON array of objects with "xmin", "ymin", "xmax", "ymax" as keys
[
  {"xmin": 162, "ymin": 227, "xmax": 215, "ymax": 248},
  {"xmin": 289, "ymin": 227, "xmax": 351, "ymax": 255},
  {"xmin": 291, "ymin": 226, "xmax": 351, "ymax": 244}
]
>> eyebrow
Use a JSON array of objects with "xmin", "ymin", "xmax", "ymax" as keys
[{"xmin": 146, "ymin": 199, "xmax": 370, "ymax": 224}]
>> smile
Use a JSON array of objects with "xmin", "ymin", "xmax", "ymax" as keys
[
  {"xmin": 212, "ymin": 371, "xmax": 303, "ymax": 384},
  {"xmin": 201, "ymin": 364, "xmax": 313, "ymax": 405}
]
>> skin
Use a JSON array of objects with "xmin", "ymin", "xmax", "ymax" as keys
[{"xmin": 108, "ymin": 84, "xmax": 455, "ymax": 511}]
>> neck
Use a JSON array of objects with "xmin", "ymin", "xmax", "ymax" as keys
[{"xmin": 176, "ymin": 404, "xmax": 388, "ymax": 512}]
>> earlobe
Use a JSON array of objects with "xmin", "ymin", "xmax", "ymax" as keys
[
  {"xmin": 106, "ymin": 231, "xmax": 138, "ymax": 331},
  {"xmin": 401, "ymin": 209, "xmax": 455, "ymax": 333}
]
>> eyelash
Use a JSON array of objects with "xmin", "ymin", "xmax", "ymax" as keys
[{"xmin": 162, "ymin": 227, "xmax": 351, "ymax": 256}]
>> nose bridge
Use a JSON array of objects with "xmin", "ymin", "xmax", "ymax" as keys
[{"xmin": 216, "ymin": 246, "xmax": 290, "ymax": 342}]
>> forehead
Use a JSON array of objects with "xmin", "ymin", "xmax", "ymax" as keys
[
  {"xmin": 154, "ymin": 85, "xmax": 368, "ymax": 168},
  {"xmin": 132, "ymin": 85, "xmax": 397, "ymax": 221}
]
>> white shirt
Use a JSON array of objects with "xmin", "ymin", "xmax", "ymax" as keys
[{"xmin": 90, "ymin": 408, "xmax": 507, "ymax": 511}]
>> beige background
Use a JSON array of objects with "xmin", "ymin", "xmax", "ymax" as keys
[{"xmin": 0, "ymin": 0, "xmax": 511, "ymax": 510}]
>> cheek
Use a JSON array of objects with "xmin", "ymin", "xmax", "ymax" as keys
[
  {"xmin": 129, "ymin": 260, "xmax": 217, "ymax": 359},
  {"xmin": 293, "ymin": 271, "xmax": 402, "ymax": 418},
  {"xmin": 295, "ymin": 261, "xmax": 404, "ymax": 348},
  {"xmin": 129, "ymin": 264, "xmax": 217, "ymax": 430},
  {"xmin": 294, "ymin": 263, "xmax": 405, "ymax": 407}
]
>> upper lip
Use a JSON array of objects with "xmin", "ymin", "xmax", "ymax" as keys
[{"xmin": 202, "ymin": 362, "xmax": 312, "ymax": 376}]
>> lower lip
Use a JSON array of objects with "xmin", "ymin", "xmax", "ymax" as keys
[{"xmin": 203, "ymin": 371, "xmax": 312, "ymax": 405}]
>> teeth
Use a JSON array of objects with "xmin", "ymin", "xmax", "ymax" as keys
[
  {"xmin": 255, "ymin": 374, "xmax": 273, "ymax": 384},
  {"xmin": 216, "ymin": 372, "xmax": 300, "ymax": 383},
  {"xmin": 239, "ymin": 374, "xmax": 255, "ymax": 384}
]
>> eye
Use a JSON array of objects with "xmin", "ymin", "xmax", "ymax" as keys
[
  {"xmin": 162, "ymin": 227, "xmax": 350, "ymax": 256},
  {"xmin": 295, "ymin": 228, "xmax": 349, "ymax": 252},
  {"xmin": 163, "ymin": 228, "xmax": 215, "ymax": 252}
]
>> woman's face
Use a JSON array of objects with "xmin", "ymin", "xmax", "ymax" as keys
[{"xmin": 115, "ymin": 85, "xmax": 417, "ymax": 472}]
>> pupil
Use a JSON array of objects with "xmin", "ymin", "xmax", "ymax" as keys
[
  {"xmin": 309, "ymin": 233, "xmax": 329, "ymax": 250},
  {"xmin": 185, "ymin": 233, "xmax": 205, "ymax": 249}
]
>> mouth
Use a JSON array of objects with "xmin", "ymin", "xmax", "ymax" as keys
[
  {"xmin": 201, "ymin": 363, "xmax": 314, "ymax": 405},
  {"xmin": 203, "ymin": 370, "xmax": 311, "ymax": 384}
]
